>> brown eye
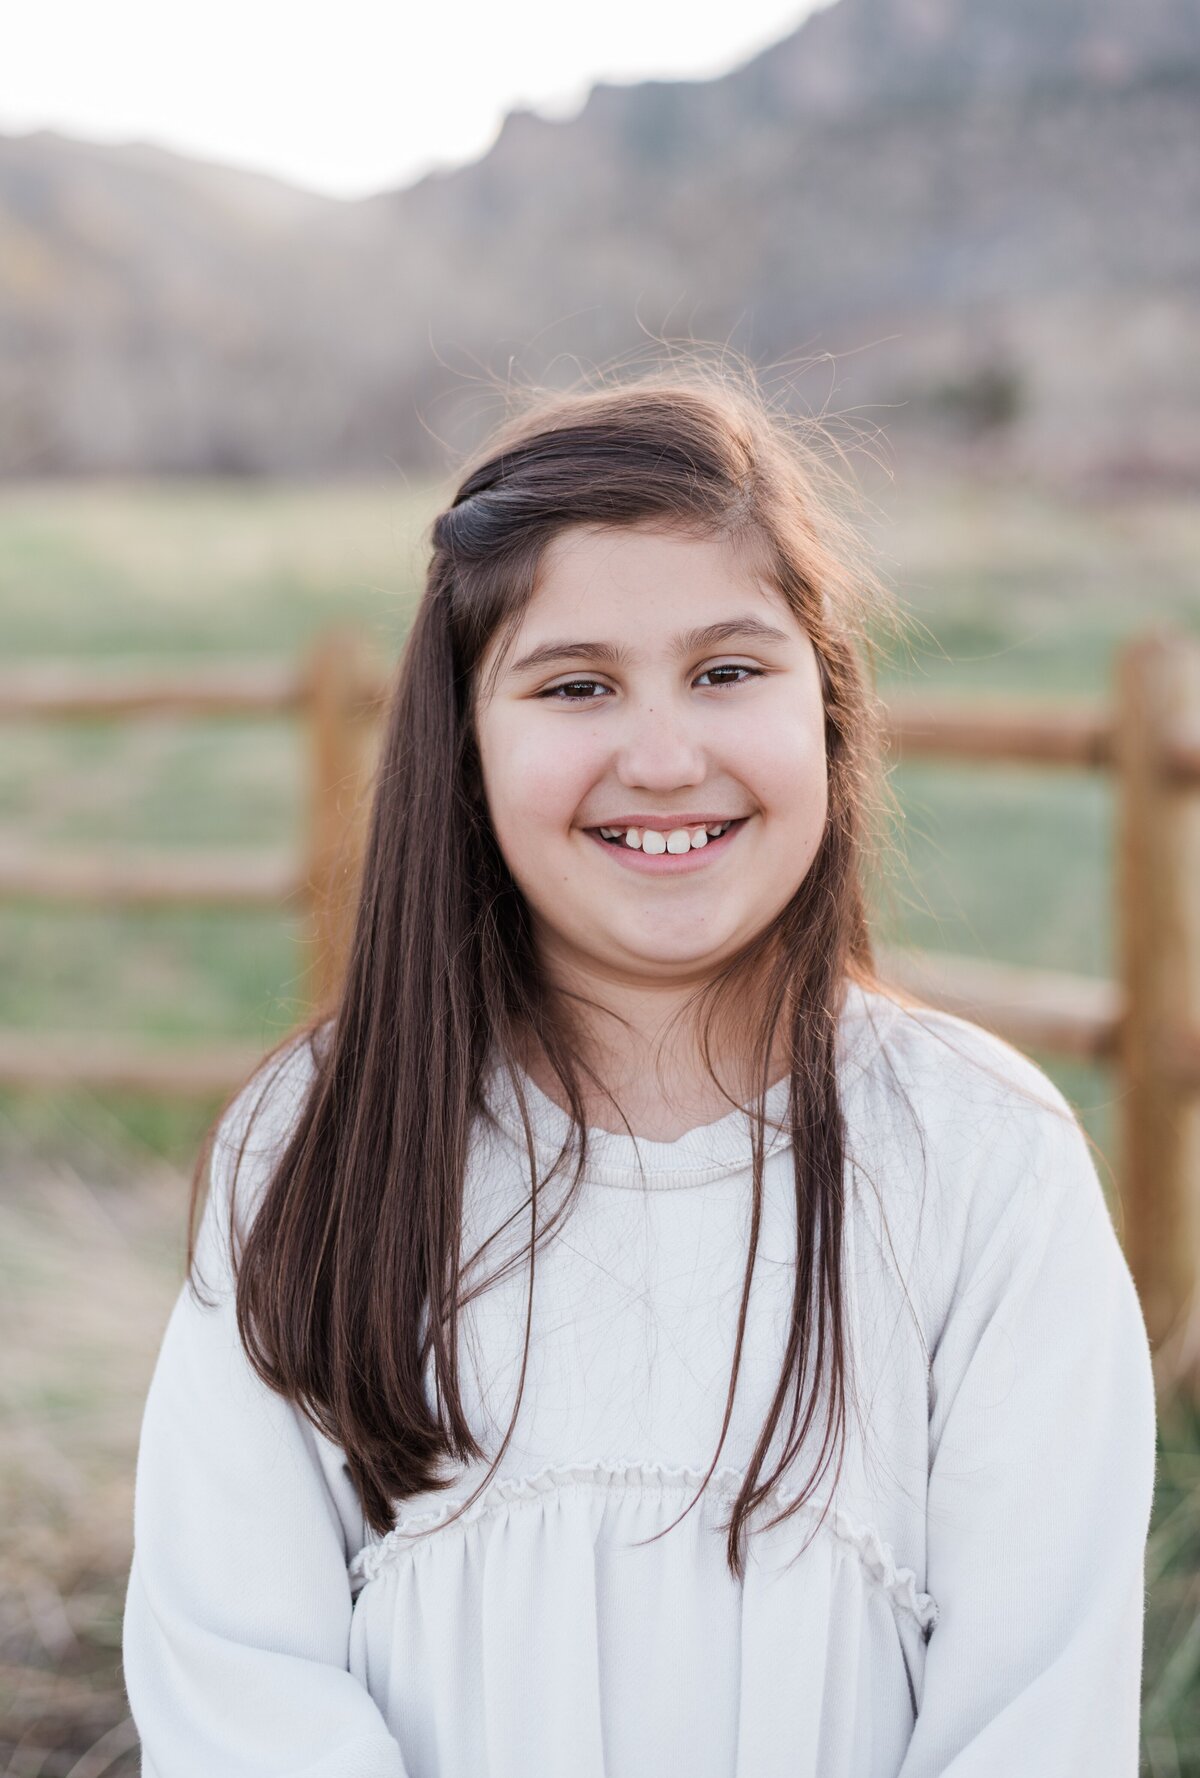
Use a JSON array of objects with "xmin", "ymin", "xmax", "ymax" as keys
[
  {"xmin": 696, "ymin": 666, "xmax": 763, "ymax": 688},
  {"xmin": 539, "ymin": 680, "xmax": 608, "ymax": 702}
]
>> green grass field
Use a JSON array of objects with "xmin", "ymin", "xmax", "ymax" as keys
[{"xmin": 1, "ymin": 467, "xmax": 1199, "ymax": 1773}]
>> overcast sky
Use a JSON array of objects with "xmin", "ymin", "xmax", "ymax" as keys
[{"xmin": 5, "ymin": 1, "xmax": 826, "ymax": 199}]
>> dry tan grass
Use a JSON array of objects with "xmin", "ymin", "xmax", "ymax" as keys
[
  {"xmin": 0, "ymin": 477, "xmax": 432, "ymax": 606},
  {"xmin": 0, "ymin": 1150, "xmax": 186, "ymax": 1776}
]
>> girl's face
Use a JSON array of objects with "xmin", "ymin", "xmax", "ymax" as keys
[{"xmin": 473, "ymin": 523, "xmax": 829, "ymax": 987}]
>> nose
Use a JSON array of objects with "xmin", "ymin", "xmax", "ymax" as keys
[{"xmin": 613, "ymin": 698, "xmax": 707, "ymax": 793}]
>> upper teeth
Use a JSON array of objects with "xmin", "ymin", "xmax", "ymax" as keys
[{"xmin": 597, "ymin": 821, "xmax": 734, "ymax": 853}]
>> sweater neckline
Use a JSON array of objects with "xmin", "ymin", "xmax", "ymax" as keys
[{"xmin": 481, "ymin": 979, "xmax": 886, "ymax": 1190}]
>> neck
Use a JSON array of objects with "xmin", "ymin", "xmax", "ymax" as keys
[{"xmin": 517, "ymin": 949, "xmax": 794, "ymax": 1139}]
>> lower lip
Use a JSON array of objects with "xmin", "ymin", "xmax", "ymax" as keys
[{"xmin": 583, "ymin": 818, "xmax": 750, "ymax": 875}]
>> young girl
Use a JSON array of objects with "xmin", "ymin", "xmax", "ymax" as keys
[{"xmin": 122, "ymin": 367, "xmax": 1157, "ymax": 1777}]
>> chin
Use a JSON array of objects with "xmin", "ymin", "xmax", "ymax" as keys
[{"xmin": 623, "ymin": 931, "xmax": 738, "ymax": 971}]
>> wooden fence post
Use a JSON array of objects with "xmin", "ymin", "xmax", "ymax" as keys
[
  {"xmin": 1114, "ymin": 630, "xmax": 1200, "ymax": 1392},
  {"xmin": 303, "ymin": 628, "xmax": 381, "ymax": 1017}
]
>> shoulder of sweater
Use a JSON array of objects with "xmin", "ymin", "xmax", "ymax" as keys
[
  {"xmin": 189, "ymin": 1030, "xmax": 324, "ymax": 1298},
  {"xmin": 848, "ymin": 983, "xmax": 1074, "ymax": 1144},
  {"xmin": 844, "ymin": 988, "xmax": 1093, "ymax": 1309},
  {"xmin": 207, "ymin": 1027, "xmax": 324, "ymax": 1226}
]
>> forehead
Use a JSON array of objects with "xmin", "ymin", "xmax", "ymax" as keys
[{"xmin": 531, "ymin": 521, "xmax": 780, "ymax": 615}]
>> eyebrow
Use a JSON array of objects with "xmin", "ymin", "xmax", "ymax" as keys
[{"xmin": 506, "ymin": 617, "xmax": 795, "ymax": 678}]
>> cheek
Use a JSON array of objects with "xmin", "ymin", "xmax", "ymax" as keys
[
  {"xmin": 738, "ymin": 708, "xmax": 827, "ymax": 817},
  {"xmin": 482, "ymin": 714, "xmax": 600, "ymax": 834}
]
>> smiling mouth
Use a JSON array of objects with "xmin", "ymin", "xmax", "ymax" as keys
[
  {"xmin": 599, "ymin": 818, "xmax": 734, "ymax": 851},
  {"xmin": 584, "ymin": 816, "xmax": 750, "ymax": 862}
]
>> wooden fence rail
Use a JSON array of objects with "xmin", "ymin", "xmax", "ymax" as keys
[{"xmin": 2, "ymin": 625, "xmax": 1199, "ymax": 1383}]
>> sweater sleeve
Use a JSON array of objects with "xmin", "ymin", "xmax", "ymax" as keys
[
  {"xmin": 122, "ymin": 1050, "xmax": 410, "ymax": 1778},
  {"xmin": 896, "ymin": 1087, "xmax": 1158, "ymax": 1777}
]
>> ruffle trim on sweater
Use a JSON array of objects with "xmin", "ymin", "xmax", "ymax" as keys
[{"xmin": 348, "ymin": 1457, "xmax": 939, "ymax": 1634}]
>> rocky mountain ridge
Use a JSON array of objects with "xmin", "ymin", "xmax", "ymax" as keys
[{"xmin": 1, "ymin": 0, "xmax": 1197, "ymax": 484}]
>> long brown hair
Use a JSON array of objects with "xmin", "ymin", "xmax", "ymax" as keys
[{"xmin": 188, "ymin": 357, "xmax": 957, "ymax": 1581}]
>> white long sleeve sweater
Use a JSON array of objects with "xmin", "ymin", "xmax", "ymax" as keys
[{"xmin": 122, "ymin": 983, "xmax": 1157, "ymax": 1776}]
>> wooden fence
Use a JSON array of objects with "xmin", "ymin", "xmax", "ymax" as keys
[{"xmin": 2, "ymin": 626, "xmax": 1200, "ymax": 1381}]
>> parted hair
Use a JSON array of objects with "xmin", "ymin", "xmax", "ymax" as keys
[{"xmin": 188, "ymin": 354, "xmax": 932, "ymax": 1582}]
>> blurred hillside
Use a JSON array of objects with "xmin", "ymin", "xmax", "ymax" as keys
[{"xmin": 1, "ymin": 0, "xmax": 1198, "ymax": 484}]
